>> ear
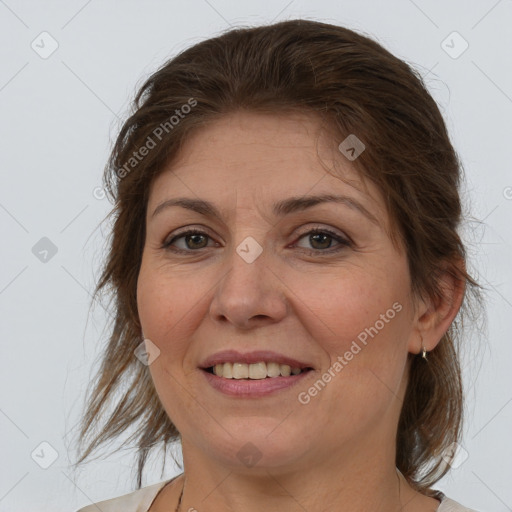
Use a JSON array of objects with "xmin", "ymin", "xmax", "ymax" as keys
[{"xmin": 408, "ymin": 258, "xmax": 466, "ymax": 354}]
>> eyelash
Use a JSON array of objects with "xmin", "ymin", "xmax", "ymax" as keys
[{"xmin": 161, "ymin": 227, "xmax": 352, "ymax": 255}]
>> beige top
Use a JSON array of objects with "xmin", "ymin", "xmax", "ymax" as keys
[{"xmin": 75, "ymin": 477, "xmax": 480, "ymax": 512}]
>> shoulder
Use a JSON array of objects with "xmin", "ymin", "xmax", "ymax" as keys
[
  {"xmin": 438, "ymin": 496, "xmax": 482, "ymax": 512},
  {"xmin": 75, "ymin": 479, "xmax": 171, "ymax": 512}
]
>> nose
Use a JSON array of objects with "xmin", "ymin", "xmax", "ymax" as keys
[{"xmin": 208, "ymin": 241, "xmax": 288, "ymax": 330}]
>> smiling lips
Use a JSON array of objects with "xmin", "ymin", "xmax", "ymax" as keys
[
  {"xmin": 211, "ymin": 361, "xmax": 303, "ymax": 379},
  {"xmin": 200, "ymin": 349, "xmax": 313, "ymax": 378},
  {"xmin": 199, "ymin": 350, "xmax": 314, "ymax": 397}
]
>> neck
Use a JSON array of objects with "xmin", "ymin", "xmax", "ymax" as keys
[{"xmin": 176, "ymin": 436, "xmax": 414, "ymax": 512}]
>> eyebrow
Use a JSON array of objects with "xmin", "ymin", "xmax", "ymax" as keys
[{"xmin": 151, "ymin": 194, "xmax": 379, "ymax": 226}]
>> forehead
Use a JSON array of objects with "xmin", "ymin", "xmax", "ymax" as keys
[{"xmin": 148, "ymin": 111, "xmax": 387, "ymax": 225}]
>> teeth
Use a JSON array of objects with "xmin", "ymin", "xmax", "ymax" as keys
[
  {"xmin": 266, "ymin": 362, "xmax": 281, "ymax": 378},
  {"xmin": 280, "ymin": 364, "xmax": 291, "ymax": 377},
  {"xmin": 211, "ymin": 362, "xmax": 304, "ymax": 379},
  {"xmin": 249, "ymin": 362, "xmax": 267, "ymax": 380},
  {"xmin": 222, "ymin": 362, "xmax": 232, "ymax": 378},
  {"xmin": 232, "ymin": 363, "xmax": 249, "ymax": 379}
]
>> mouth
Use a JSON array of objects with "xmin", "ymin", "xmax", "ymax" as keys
[
  {"xmin": 199, "ymin": 350, "xmax": 315, "ymax": 397},
  {"xmin": 203, "ymin": 362, "xmax": 314, "ymax": 379}
]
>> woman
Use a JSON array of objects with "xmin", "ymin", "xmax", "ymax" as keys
[{"xmin": 73, "ymin": 19, "xmax": 484, "ymax": 512}]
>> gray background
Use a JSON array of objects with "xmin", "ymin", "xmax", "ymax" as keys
[{"xmin": 0, "ymin": 1, "xmax": 511, "ymax": 511}]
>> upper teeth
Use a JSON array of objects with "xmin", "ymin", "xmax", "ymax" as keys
[{"xmin": 213, "ymin": 362, "xmax": 303, "ymax": 379}]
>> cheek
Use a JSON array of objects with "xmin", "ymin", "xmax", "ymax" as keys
[
  {"xmin": 137, "ymin": 261, "xmax": 203, "ymax": 341},
  {"xmin": 290, "ymin": 265, "xmax": 410, "ymax": 409},
  {"xmin": 136, "ymin": 264, "xmax": 207, "ymax": 421},
  {"xmin": 290, "ymin": 265, "xmax": 408, "ymax": 353}
]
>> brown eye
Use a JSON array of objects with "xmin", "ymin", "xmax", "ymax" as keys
[
  {"xmin": 162, "ymin": 229, "xmax": 216, "ymax": 252},
  {"xmin": 182, "ymin": 233, "xmax": 209, "ymax": 249},
  {"xmin": 294, "ymin": 228, "xmax": 351, "ymax": 254}
]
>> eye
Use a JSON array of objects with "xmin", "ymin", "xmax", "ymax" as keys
[
  {"xmin": 162, "ymin": 228, "xmax": 218, "ymax": 252},
  {"xmin": 293, "ymin": 227, "xmax": 351, "ymax": 254}
]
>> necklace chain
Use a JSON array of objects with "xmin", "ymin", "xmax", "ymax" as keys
[{"xmin": 174, "ymin": 480, "xmax": 184, "ymax": 512}]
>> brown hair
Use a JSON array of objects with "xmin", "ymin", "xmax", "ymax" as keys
[{"xmin": 70, "ymin": 18, "xmax": 484, "ymax": 494}]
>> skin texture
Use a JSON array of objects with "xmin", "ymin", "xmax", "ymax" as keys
[{"xmin": 138, "ymin": 111, "xmax": 464, "ymax": 512}]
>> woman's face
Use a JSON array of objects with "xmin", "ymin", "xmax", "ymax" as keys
[{"xmin": 137, "ymin": 111, "xmax": 421, "ymax": 472}]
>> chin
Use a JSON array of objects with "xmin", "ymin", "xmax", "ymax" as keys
[{"xmin": 194, "ymin": 419, "xmax": 311, "ymax": 470}]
